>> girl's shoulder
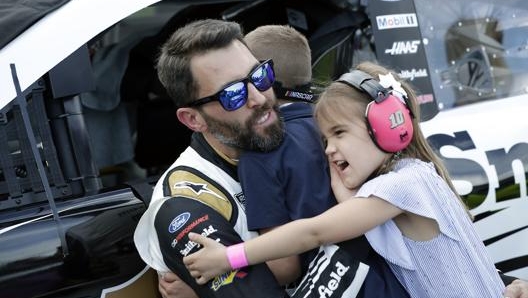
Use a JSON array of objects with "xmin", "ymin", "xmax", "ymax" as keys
[
  {"xmin": 371, "ymin": 158, "xmax": 435, "ymax": 186},
  {"xmin": 358, "ymin": 158, "xmax": 441, "ymax": 203},
  {"xmin": 393, "ymin": 158, "xmax": 434, "ymax": 173}
]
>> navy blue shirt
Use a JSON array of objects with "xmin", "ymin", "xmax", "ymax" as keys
[{"xmin": 239, "ymin": 102, "xmax": 335, "ymax": 231}]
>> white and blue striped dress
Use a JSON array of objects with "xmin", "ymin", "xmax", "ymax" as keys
[{"xmin": 356, "ymin": 158, "xmax": 504, "ymax": 298}]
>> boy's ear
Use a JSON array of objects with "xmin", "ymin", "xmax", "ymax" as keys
[{"xmin": 176, "ymin": 107, "xmax": 207, "ymax": 132}]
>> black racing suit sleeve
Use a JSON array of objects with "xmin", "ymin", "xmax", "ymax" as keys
[
  {"xmin": 500, "ymin": 272, "xmax": 518, "ymax": 286},
  {"xmin": 154, "ymin": 197, "xmax": 288, "ymax": 298}
]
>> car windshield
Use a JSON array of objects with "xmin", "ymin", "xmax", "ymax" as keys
[
  {"xmin": 311, "ymin": 0, "xmax": 528, "ymax": 115},
  {"xmin": 414, "ymin": 0, "xmax": 528, "ymax": 110}
]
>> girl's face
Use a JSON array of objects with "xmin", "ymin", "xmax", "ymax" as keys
[{"xmin": 319, "ymin": 105, "xmax": 389, "ymax": 190}]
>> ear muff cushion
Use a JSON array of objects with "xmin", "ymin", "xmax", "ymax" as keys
[{"xmin": 366, "ymin": 94, "xmax": 413, "ymax": 152}]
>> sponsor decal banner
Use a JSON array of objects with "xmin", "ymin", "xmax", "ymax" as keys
[
  {"xmin": 177, "ymin": 224, "xmax": 218, "ymax": 256},
  {"xmin": 291, "ymin": 244, "xmax": 369, "ymax": 298},
  {"xmin": 368, "ymin": 0, "xmax": 437, "ymax": 121}
]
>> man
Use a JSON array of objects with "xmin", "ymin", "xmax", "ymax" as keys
[{"xmin": 134, "ymin": 18, "xmax": 288, "ymax": 298}]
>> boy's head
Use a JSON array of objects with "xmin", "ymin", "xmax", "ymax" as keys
[{"xmin": 244, "ymin": 25, "xmax": 312, "ymax": 100}]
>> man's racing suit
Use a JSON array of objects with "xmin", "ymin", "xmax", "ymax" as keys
[{"xmin": 134, "ymin": 133, "xmax": 287, "ymax": 298}]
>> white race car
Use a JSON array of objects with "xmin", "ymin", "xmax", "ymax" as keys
[{"xmin": 0, "ymin": 0, "xmax": 526, "ymax": 297}]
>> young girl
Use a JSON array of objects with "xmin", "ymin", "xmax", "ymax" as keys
[{"xmin": 182, "ymin": 61, "xmax": 505, "ymax": 297}]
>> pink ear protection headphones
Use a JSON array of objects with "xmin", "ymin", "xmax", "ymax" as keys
[{"xmin": 336, "ymin": 70, "xmax": 414, "ymax": 153}]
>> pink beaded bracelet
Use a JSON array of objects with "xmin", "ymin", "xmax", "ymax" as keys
[{"xmin": 226, "ymin": 243, "xmax": 248, "ymax": 269}]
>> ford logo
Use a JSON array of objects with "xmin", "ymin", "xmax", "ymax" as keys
[{"xmin": 168, "ymin": 212, "xmax": 191, "ymax": 233}]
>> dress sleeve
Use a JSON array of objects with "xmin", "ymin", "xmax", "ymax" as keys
[{"xmin": 356, "ymin": 165, "xmax": 460, "ymax": 270}]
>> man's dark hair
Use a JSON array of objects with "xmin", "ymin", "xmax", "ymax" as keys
[{"xmin": 157, "ymin": 19, "xmax": 245, "ymax": 107}]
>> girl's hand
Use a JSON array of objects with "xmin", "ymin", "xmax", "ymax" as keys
[
  {"xmin": 329, "ymin": 162, "xmax": 357, "ymax": 203},
  {"xmin": 182, "ymin": 232, "xmax": 231, "ymax": 284}
]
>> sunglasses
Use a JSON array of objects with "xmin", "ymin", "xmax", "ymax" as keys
[{"xmin": 186, "ymin": 59, "xmax": 275, "ymax": 111}]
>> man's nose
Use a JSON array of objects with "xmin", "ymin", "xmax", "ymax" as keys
[{"xmin": 245, "ymin": 83, "xmax": 268, "ymax": 108}]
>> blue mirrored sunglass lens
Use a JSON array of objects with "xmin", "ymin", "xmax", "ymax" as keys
[
  {"xmin": 219, "ymin": 81, "xmax": 248, "ymax": 110},
  {"xmin": 251, "ymin": 63, "xmax": 274, "ymax": 91}
]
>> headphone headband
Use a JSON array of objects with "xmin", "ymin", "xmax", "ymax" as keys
[{"xmin": 337, "ymin": 71, "xmax": 389, "ymax": 103}]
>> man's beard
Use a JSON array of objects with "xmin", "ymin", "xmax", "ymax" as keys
[{"xmin": 200, "ymin": 104, "xmax": 284, "ymax": 152}]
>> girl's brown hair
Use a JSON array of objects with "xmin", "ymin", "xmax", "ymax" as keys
[{"xmin": 315, "ymin": 61, "xmax": 470, "ymax": 214}]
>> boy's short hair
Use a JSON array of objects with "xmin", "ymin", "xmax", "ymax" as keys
[{"xmin": 244, "ymin": 25, "xmax": 311, "ymax": 89}]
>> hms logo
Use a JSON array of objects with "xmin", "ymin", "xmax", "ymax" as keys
[
  {"xmin": 385, "ymin": 40, "xmax": 420, "ymax": 55},
  {"xmin": 376, "ymin": 13, "xmax": 417, "ymax": 30}
]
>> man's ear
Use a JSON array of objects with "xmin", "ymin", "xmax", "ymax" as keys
[{"xmin": 176, "ymin": 107, "xmax": 207, "ymax": 132}]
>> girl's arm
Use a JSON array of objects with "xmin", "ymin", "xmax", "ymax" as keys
[{"xmin": 183, "ymin": 196, "xmax": 402, "ymax": 284}]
